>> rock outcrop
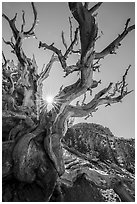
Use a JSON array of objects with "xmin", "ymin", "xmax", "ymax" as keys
[
  {"xmin": 64, "ymin": 123, "xmax": 135, "ymax": 173},
  {"xmin": 50, "ymin": 123, "xmax": 135, "ymax": 202},
  {"xmin": 3, "ymin": 122, "xmax": 135, "ymax": 202}
]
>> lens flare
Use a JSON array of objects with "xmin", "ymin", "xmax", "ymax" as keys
[
  {"xmin": 40, "ymin": 93, "xmax": 65, "ymax": 113},
  {"xmin": 45, "ymin": 95, "xmax": 54, "ymax": 105}
]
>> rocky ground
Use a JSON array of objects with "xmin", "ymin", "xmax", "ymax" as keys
[
  {"xmin": 3, "ymin": 123, "xmax": 135, "ymax": 202},
  {"xmin": 50, "ymin": 123, "xmax": 135, "ymax": 202}
]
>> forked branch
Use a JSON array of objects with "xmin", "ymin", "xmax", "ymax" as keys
[
  {"xmin": 21, "ymin": 10, "xmax": 25, "ymax": 32},
  {"xmin": 89, "ymin": 2, "xmax": 103, "ymax": 14},
  {"xmin": 2, "ymin": 52, "xmax": 7, "ymax": 67},
  {"xmin": 38, "ymin": 54, "xmax": 58, "ymax": 82},
  {"xmin": 39, "ymin": 26, "xmax": 79, "ymax": 76},
  {"xmin": 23, "ymin": 2, "xmax": 38, "ymax": 37},
  {"xmin": 69, "ymin": 2, "xmax": 99, "ymax": 62},
  {"xmin": 39, "ymin": 41, "xmax": 67, "ymax": 70},
  {"xmin": 2, "ymin": 3, "xmax": 38, "ymax": 66},
  {"xmin": 64, "ymin": 27, "xmax": 79, "ymax": 59},
  {"xmin": 2, "ymin": 13, "xmax": 19, "ymax": 40},
  {"xmin": 61, "ymin": 31, "xmax": 68, "ymax": 50},
  {"xmin": 95, "ymin": 19, "xmax": 135, "ymax": 59},
  {"xmin": 60, "ymin": 66, "xmax": 133, "ymax": 121}
]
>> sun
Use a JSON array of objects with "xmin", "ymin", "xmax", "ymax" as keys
[
  {"xmin": 45, "ymin": 95, "xmax": 54, "ymax": 105},
  {"xmin": 44, "ymin": 95, "xmax": 55, "ymax": 111},
  {"xmin": 41, "ymin": 94, "xmax": 61, "ymax": 112}
]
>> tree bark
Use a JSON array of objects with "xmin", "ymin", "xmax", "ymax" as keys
[{"xmin": 2, "ymin": 2, "xmax": 135, "ymax": 201}]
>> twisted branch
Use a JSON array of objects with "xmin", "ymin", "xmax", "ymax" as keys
[
  {"xmin": 39, "ymin": 41, "xmax": 67, "ymax": 70},
  {"xmin": 89, "ymin": 2, "xmax": 103, "ymax": 14},
  {"xmin": 61, "ymin": 31, "xmax": 67, "ymax": 50},
  {"xmin": 64, "ymin": 27, "xmax": 79, "ymax": 59},
  {"xmin": 23, "ymin": 2, "xmax": 38, "ymax": 36},
  {"xmin": 58, "ymin": 66, "xmax": 132, "ymax": 122},
  {"xmin": 2, "ymin": 3, "xmax": 38, "ymax": 66},
  {"xmin": 95, "ymin": 19, "xmax": 135, "ymax": 59}
]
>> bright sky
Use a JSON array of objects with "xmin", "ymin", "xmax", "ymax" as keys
[{"xmin": 2, "ymin": 2, "xmax": 135, "ymax": 139}]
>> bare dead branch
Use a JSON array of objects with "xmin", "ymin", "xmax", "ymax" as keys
[
  {"xmin": 121, "ymin": 65, "xmax": 131, "ymax": 95},
  {"xmin": 3, "ymin": 3, "xmax": 38, "ymax": 66},
  {"xmin": 61, "ymin": 68, "xmax": 132, "ymax": 120},
  {"xmin": 53, "ymin": 52, "xmax": 95, "ymax": 115},
  {"xmin": 69, "ymin": 17, "xmax": 73, "ymax": 43},
  {"xmin": 60, "ymin": 65, "xmax": 131, "ymax": 118},
  {"xmin": 52, "ymin": 75, "xmax": 95, "ymax": 132},
  {"xmin": 72, "ymin": 49, "xmax": 81, "ymax": 54},
  {"xmin": 3, "ymin": 17, "xmax": 26, "ymax": 65},
  {"xmin": 61, "ymin": 31, "xmax": 68, "ymax": 50},
  {"xmin": 24, "ymin": 2, "xmax": 38, "ymax": 36},
  {"xmin": 85, "ymin": 109, "xmax": 98, "ymax": 119},
  {"xmin": 88, "ymin": 79, "xmax": 101, "ymax": 91},
  {"xmin": 95, "ymin": 20, "xmax": 135, "ymax": 59},
  {"xmin": 63, "ymin": 64, "xmax": 81, "ymax": 77},
  {"xmin": 93, "ymin": 64, "xmax": 101, "ymax": 72},
  {"xmin": 69, "ymin": 2, "xmax": 98, "ymax": 62},
  {"xmin": 2, "ymin": 52, "xmax": 7, "ymax": 66},
  {"xmin": 52, "ymin": 67, "xmax": 100, "ymax": 132},
  {"xmin": 31, "ymin": 54, "xmax": 38, "ymax": 74},
  {"xmin": 2, "ymin": 13, "xmax": 19, "ymax": 40},
  {"xmin": 95, "ymin": 29, "xmax": 104, "ymax": 42},
  {"xmin": 106, "ymin": 66, "xmax": 132, "ymax": 102},
  {"xmin": 35, "ymin": 54, "xmax": 58, "ymax": 119},
  {"xmin": 98, "ymin": 90, "xmax": 133, "ymax": 107},
  {"xmin": 84, "ymin": 2, "xmax": 89, "ymax": 9},
  {"xmin": 95, "ymin": 67, "xmax": 132, "ymax": 107},
  {"xmin": 39, "ymin": 41, "xmax": 67, "ymax": 70},
  {"xmin": 64, "ymin": 27, "xmax": 79, "ymax": 59},
  {"xmin": 125, "ymin": 18, "xmax": 131, "ymax": 30},
  {"xmin": 2, "ymin": 13, "xmax": 10, "ymax": 22},
  {"xmin": 41, "ymin": 63, "xmax": 45, "ymax": 73},
  {"xmin": 82, "ymin": 93, "xmax": 87, "ymax": 106},
  {"xmin": 92, "ymin": 82, "xmax": 113, "ymax": 101},
  {"xmin": 93, "ymin": 59, "xmax": 100, "ymax": 66},
  {"xmin": 40, "ymin": 25, "xmax": 79, "ymax": 77},
  {"xmin": 3, "ymin": 38, "xmax": 14, "ymax": 50},
  {"xmin": 56, "ymin": 78, "xmax": 81, "ymax": 100},
  {"xmin": 39, "ymin": 29, "xmax": 79, "ymax": 76},
  {"xmin": 21, "ymin": 10, "xmax": 25, "ymax": 32},
  {"xmin": 39, "ymin": 54, "xmax": 58, "ymax": 82},
  {"xmin": 89, "ymin": 2, "xmax": 103, "ymax": 14}
]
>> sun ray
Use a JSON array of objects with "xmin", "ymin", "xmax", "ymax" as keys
[
  {"xmin": 36, "ymin": 92, "xmax": 68, "ymax": 114},
  {"xmin": 46, "ymin": 95, "xmax": 54, "ymax": 104}
]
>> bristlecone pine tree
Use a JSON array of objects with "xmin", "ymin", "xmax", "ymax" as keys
[{"xmin": 2, "ymin": 2, "xmax": 135, "ymax": 202}]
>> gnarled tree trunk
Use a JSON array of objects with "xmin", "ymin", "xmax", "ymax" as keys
[{"xmin": 2, "ymin": 2, "xmax": 134, "ymax": 201}]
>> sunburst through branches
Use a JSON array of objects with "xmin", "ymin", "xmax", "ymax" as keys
[{"xmin": 39, "ymin": 94, "xmax": 65, "ymax": 114}]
